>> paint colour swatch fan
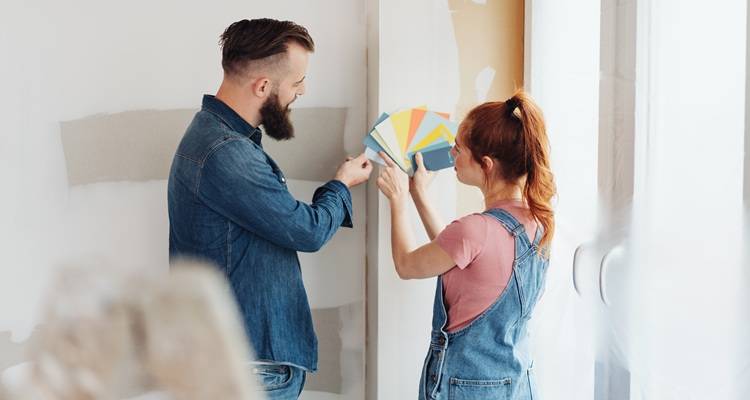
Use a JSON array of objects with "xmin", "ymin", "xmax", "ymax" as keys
[{"xmin": 363, "ymin": 107, "xmax": 458, "ymax": 175}]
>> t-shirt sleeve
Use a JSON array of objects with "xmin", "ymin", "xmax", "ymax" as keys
[{"xmin": 435, "ymin": 214, "xmax": 487, "ymax": 269}]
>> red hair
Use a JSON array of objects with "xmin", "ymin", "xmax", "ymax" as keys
[{"xmin": 463, "ymin": 90, "xmax": 556, "ymax": 255}]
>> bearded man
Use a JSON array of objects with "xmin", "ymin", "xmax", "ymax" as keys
[{"xmin": 167, "ymin": 18, "xmax": 372, "ymax": 399}]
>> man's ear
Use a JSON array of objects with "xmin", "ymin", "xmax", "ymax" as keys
[{"xmin": 250, "ymin": 77, "xmax": 272, "ymax": 99}]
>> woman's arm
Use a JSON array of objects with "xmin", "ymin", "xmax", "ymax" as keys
[
  {"xmin": 409, "ymin": 152, "xmax": 445, "ymax": 240},
  {"xmin": 410, "ymin": 189, "xmax": 445, "ymax": 241},
  {"xmin": 378, "ymin": 153, "xmax": 455, "ymax": 280}
]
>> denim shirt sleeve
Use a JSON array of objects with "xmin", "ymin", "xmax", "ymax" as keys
[{"xmin": 197, "ymin": 139, "xmax": 353, "ymax": 252}]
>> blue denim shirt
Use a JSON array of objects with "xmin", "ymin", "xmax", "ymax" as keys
[{"xmin": 167, "ymin": 95, "xmax": 353, "ymax": 371}]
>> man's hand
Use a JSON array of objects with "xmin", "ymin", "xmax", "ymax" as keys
[{"xmin": 334, "ymin": 153, "xmax": 373, "ymax": 188}]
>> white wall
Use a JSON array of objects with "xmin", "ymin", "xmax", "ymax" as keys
[
  {"xmin": 0, "ymin": 1, "xmax": 367, "ymax": 399},
  {"xmin": 525, "ymin": 1, "xmax": 601, "ymax": 399},
  {"xmin": 747, "ymin": 0, "xmax": 750, "ymax": 207},
  {"xmin": 366, "ymin": 0, "xmax": 459, "ymax": 398}
]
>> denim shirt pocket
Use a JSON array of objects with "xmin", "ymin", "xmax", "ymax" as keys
[{"xmin": 265, "ymin": 154, "xmax": 288, "ymax": 187}]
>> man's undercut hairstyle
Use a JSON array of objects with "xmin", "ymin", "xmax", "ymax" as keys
[{"xmin": 220, "ymin": 18, "xmax": 315, "ymax": 79}]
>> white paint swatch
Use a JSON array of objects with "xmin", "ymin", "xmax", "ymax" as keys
[{"xmin": 475, "ymin": 66, "xmax": 496, "ymax": 103}]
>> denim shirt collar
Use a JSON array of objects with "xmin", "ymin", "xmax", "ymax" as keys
[{"xmin": 202, "ymin": 94, "xmax": 263, "ymax": 146}]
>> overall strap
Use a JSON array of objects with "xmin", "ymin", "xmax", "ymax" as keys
[{"xmin": 482, "ymin": 208, "xmax": 534, "ymax": 251}]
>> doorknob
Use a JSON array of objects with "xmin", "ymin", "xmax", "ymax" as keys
[
  {"xmin": 572, "ymin": 243, "xmax": 587, "ymax": 296},
  {"xmin": 599, "ymin": 244, "xmax": 624, "ymax": 306}
]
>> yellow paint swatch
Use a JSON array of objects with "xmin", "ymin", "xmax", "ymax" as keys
[
  {"xmin": 412, "ymin": 124, "xmax": 449, "ymax": 152},
  {"xmin": 390, "ymin": 109, "xmax": 412, "ymax": 153}
]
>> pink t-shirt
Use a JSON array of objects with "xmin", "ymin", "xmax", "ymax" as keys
[{"xmin": 435, "ymin": 200, "xmax": 538, "ymax": 332}]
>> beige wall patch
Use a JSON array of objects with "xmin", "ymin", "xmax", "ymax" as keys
[{"xmin": 60, "ymin": 107, "xmax": 348, "ymax": 186}]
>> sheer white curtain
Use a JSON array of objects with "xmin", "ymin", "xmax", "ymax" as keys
[
  {"xmin": 527, "ymin": 0, "xmax": 748, "ymax": 399},
  {"xmin": 626, "ymin": 1, "xmax": 747, "ymax": 399}
]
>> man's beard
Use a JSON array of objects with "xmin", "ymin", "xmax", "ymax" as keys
[{"xmin": 259, "ymin": 92, "xmax": 294, "ymax": 141}]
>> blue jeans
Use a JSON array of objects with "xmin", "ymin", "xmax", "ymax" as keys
[{"xmin": 251, "ymin": 363, "xmax": 306, "ymax": 399}]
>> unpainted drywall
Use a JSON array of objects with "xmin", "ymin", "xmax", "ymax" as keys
[
  {"xmin": 261, "ymin": 108, "xmax": 348, "ymax": 182},
  {"xmin": 306, "ymin": 302, "xmax": 363, "ymax": 394},
  {"xmin": 448, "ymin": 0, "xmax": 525, "ymax": 216},
  {"xmin": 60, "ymin": 108, "xmax": 348, "ymax": 186}
]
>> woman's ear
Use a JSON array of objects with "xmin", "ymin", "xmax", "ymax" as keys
[{"xmin": 481, "ymin": 156, "xmax": 495, "ymax": 173}]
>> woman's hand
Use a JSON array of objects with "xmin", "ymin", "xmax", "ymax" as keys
[
  {"xmin": 376, "ymin": 152, "xmax": 409, "ymax": 205},
  {"xmin": 409, "ymin": 152, "xmax": 435, "ymax": 198}
]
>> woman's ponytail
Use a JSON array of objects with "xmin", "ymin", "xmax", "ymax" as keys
[
  {"xmin": 510, "ymin": 91, "xmax": 556, "ymax": 255},
  {"xmin": 464, "ymin": 90, "xmax": 556, "ymax": 256}
]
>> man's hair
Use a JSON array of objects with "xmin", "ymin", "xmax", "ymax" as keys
[{"xmin": 220, "ymin": 18, "xmax": 315, "ymax": 79}]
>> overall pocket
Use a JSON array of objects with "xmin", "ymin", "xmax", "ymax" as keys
[{"xmin": 448, "ymin": 377, "xmax": 511, "ymax": 400}]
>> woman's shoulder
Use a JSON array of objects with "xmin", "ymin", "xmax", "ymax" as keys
[
  {"xmin": 483, "ymin": 205, "xmax": 539, "ymax": 239},
  {"xmin": 485, "ymin": 204, "xmax": 536, "ymax": 223},
  {"xmin": 454, "ymin": 212, "xmax": 490, "ymax": 225},
  {"xmin": 440, "ymin": 213, "xmax": 489, "ymax": 242},
  {"xmin": 436, "ymin": 213, "xmax": 491, "ymax": 268}
]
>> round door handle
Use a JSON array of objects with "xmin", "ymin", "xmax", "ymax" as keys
[
  {"xmin": 572, "ymin": 243, "xmax": 587, "ymax": 296},
  {"xmin": 599, "ymin": 244, "xmax": 624, "ymax": 306}
]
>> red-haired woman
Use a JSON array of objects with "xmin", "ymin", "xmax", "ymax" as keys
[{"xmin": 377, "ymin": 90, "xmax": 556, "ymax": 399}]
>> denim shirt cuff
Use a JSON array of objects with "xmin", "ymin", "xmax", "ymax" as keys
[{"xmin": 319, "ymin": 180, "xmax": 354, "ymax": 228}]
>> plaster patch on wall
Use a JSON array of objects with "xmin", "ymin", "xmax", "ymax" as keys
[
  {"xmin": 60, "ymin": 107, "xmax": 348, "ymax": 186},
  {"xmin": 308, "ymin": 307, "xmax": 341, "ymax": 393},
  {"xmin": 448, "ymin": 0, "xmax": 524, "ymax": 118},
  {"xmin": 262, "ymin": 108, "xmax": 348, "ymax": 182},
  {"xmin": 448, "ymin": 0, "xmax": 524, "ymax": 216},
  {"xmin": 475, "ymin": 66, "xmax": 497, "ymax": 102},
  {"xmin": 60, "ymin": 109, "xmax": 194, "ymax": 186},
  {"xmin": 307, "ymin": 301, "xmax": 363, "ymax": 394},
  {"xmin": 309, "ymin": 306, "xmax": 342, "ymax": 393},
  {"xmin": 63, "ymin": 180, "xmax": 170, "ymax": 272}
]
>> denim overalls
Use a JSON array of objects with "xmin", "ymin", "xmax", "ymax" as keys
[{"xmin": 419, "ymin": 208, "xmax": 548, "ymax": 400}]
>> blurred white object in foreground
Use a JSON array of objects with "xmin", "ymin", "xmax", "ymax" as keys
[{"xmin": 2, "ymin": 262, "xmax": 260, "ymax": 400}]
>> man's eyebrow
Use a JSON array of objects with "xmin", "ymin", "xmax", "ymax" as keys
[{"xmin": 295, "ymin": 76, "xmax": 306, "ymax": 84}]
